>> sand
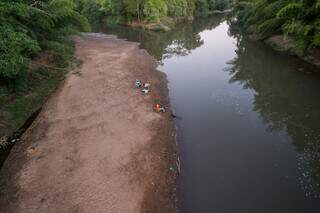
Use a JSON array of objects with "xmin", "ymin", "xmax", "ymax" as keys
[{"xmin": 0, "ymin": 34, "xmax": 177, "ymax": 213}]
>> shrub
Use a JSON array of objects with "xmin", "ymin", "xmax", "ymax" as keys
[
  {"xmin": 0, "ymin": 0, "xmax": 90, "ymax": 82},
  {"xmin": 144, "ymin": 0, "xmax": 168, "ymax": 22},
  {"xmin": 234, "ymin": 0, "xmax": 320, "ymax": 52}
]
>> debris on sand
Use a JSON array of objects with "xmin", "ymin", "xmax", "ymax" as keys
[
  {"xmin": 140, "ymin": 82, "xmax": 151, "ymax": 94},
  {"xmin": 143, "ymin": 82, "xmax": 151, "ymax": 88},
  {"xmin": 135, "ymin": 79, "xmax": 142, "ymax": 88},
  {"xmin": 154, "ymin": 103, "xmax": 166, "ymax": 113},
  {"xmin": 142, "ymin": 88, "xmax": 150, "ymax": 94}
]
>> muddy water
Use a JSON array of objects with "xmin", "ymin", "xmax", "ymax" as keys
[{"xmin": 103, "ymin": 16, "xmax": 320, "ymax": 212}]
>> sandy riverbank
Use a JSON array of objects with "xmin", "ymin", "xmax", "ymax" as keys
[{"xmin": 0, "ymin": 34, "xmax": 177, "ymax": 213}]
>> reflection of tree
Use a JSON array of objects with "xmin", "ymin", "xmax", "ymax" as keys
[
  {"xmin": 227, "ymin": 28, "xmax": 320, "ymax": 196},
  {"xmin": 102, "ymin": 16, "xmax": 223, "ymax": 61}
]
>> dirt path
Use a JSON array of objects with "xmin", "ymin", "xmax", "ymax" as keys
[{"xmin": 0, "ymin": 34, "xmax": 177, "ymax": 213}]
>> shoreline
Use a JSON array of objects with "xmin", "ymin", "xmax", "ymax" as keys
[
  {"xmin": 0, "ymin": 34, "xmax": 177, "ymax": 213},
  {"xmin": 242, "ymin": 25, "xmax": 320, "ymax": 69},
  {"xmin": 126, "ymin": 11, "xmax": 229, "ymax": 32},
  {"xmin": 264, "ymin": 35, "xmax": 320, "ymax": 68}
]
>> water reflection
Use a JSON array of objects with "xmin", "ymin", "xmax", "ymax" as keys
[
  {"xmin": 101, "ymin": 16, "xmax": 320, "ymax": 211},
  {"xmin": 227, "ymin": 29, "xmax": 320, "ymax": 197},
  {"xmin": 102, "ymin": 16, "xmax": 224, "ymax": 61}
]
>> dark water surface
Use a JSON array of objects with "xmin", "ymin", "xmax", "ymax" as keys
[{"xmin": 103, "ymin": 16, "xmax": 320, "ymax": 213}]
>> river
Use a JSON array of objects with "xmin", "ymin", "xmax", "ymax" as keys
[{"xmin": 103, "ymin": 15, "xmax": 320, "ymax": 213}]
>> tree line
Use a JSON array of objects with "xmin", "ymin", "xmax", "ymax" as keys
[
  {"xmin": 0, "ymin": 0, "xmax": 231, "ymax": 84},
  {"xmin": 0, "ymin": 0, "xmax": 90, "ymax": 82},
  {"xmin": 77, "ymin": 0, "xmax": 231, "ymax": 25},
  {"xmin": 233, "ymin": 0, "xmax": 320, "ymax": 53}
]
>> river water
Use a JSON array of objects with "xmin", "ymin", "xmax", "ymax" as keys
[{"xmin": 103, "ymin": 16, "xmax": 320, "ymax": 213}]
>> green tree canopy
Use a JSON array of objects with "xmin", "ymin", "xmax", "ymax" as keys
[
  {"xmin": 0, "ymin": 0, "xmax": 90, "ymax": 80},
  {"xmin": 233, "ymin": 0, "xmax": 320, "ymax": 52},
  {"xmin": 98, "ymin": 0, "xmax": 231, "ymax": 25}
]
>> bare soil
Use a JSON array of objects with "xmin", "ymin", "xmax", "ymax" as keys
[{"xmin": 0, "ymin": 34, "xmax": 177, "ymax": 213}]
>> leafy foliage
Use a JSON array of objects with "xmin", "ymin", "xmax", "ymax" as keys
[
  {"xmin": 76, "ymin": 0, "xmax": 104, "ymax": 27},
  {"xmin": 0, "ymin": 24, "xmax": 40, "ymax": 79},
  {"xmin": 233, "ymin": 0, "xmax": 320, "ymax": 52},
  {"xmin": 0, "ymin": 0, "xmax": 90, "ymax": 82},
  {"xmin": 0, "ymin": 0, "xmax": 232, "ymax": 81},
  {"xmin": 144, "ymin": 0, "xmax": 168, "ymax": 22},
  {"xmin": 194, "ymin": 0, "xmax": 209, "ymax": 17},
  {"xmin": 208, "ymin": 0, "xmax": 230, "ymax": 10},
  {"xmin": 98, "ymin": 0, "xmax": 231, "ymax": 25}
]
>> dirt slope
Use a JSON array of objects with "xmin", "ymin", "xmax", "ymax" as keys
[{"xmin": 0, "ymin": 34, "xmax": 177, "ymax": 213}]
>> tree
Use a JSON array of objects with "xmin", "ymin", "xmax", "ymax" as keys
[
  {"xmin": 233, "ymin": 0, "xmax": 320, "ymax": 52},
  {"xmin": 143, "ymin": 0, "xmax": 168, "ymax": 22},
  {"xmin": 124, "ymin": 0, "xmax": 145, "ymax": 21},
  {"xmin": 0, "ymin": 0, "xmax": 90, "ymax": 81}
]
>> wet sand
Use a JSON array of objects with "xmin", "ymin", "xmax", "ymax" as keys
[{"xmin": 0, "ymin": 34, "xmax": 177, "ymax": 213}]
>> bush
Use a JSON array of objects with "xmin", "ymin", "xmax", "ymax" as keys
[
  {"xmin": 194, "ymin": 0, "xmax": 209, "ymax": 17},
  {"xmin": 208, "ymin": 0, "xmax": 231, "ymax": 11},
  {"xmin": 0, "ymin": 0, "xmax": 90, "ymax": 82},
  {"xmin": 0, "ymin": 25, "xmax": 40, "ymax": 79},
  {"xmin": 77, "ymin": 0, "xmax": 104, "ymax": 27},
  {"xmin": 144, "ymin": 0, "xmax": 168, "ymax": 22},
  {"xmin": 234, "ymin": 0, "xmax": 320, "ymax": 52},
  {"xmin": 98, "ymin": 0, "xmax": 231, "ymax": 23},
  {"xmin": 166, "ymin": 0, "xmax": 188, "ymax": 17}
]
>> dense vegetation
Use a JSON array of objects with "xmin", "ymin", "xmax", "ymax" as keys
[
  {"xmin": 0, "ymin": 0, "xmax": 89, "ymax": 138},
  {"xmin": 0, "ymin": 0, "xmax": 231, "ymax": 83},
  {"xmin": 233, "ymin": 0, "xmax": 320, "ymax": 53},
  {"xmin": 0, "ymin": 0, "xmax": 230, "ymax": 138},
  {"xmin": 76, "ymin": 0, "xmax": 232, "ymax": 26},
  {"xmin": 0, "ymin": 0, "xmax": 90, "ymax": 82},
  {"xmin": 104, "ymin": 15, "xmax": 224, "ymax": 61}
]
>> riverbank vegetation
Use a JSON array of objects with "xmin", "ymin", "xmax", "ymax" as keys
[
  {"xmin": 104, "ymin": 15, "xmax": 223, "ymax": 61},
  {"xmin": 0, "ymin": 0, "xmax": 230, "ymax": 143},
  {"xmin": 1, "ymin": 0, "xmax": 231, "ymax": 85},
  {"xmin": 0, "ymin": 0, "xmax": 89, "ymax": 137},
  {"xmin": 0, "ymin": 0, "xmax": 90, "ymax": 83},
  {"xmin": 233, "ymin": 0, "xmax": 320, "ymax": 54},
  {"xmin": 76, "ymin": 0, "xmax": 232, "ymax": 27}
]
